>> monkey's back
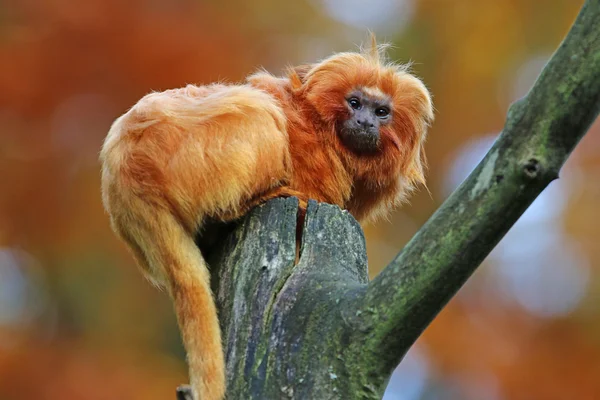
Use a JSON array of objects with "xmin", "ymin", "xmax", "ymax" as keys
[{"xmin": 101, "ymin": 83, "xmax": 292, "ymax": 237}]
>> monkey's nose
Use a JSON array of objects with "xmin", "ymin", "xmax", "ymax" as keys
[{"xmin": 356, "ymin": 119, "xmax": 375, "ymax": 129}]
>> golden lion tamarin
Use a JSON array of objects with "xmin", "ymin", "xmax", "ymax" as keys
[{"xmin": 100, "ymin": 40, "xmax": 433, "ymax": 400}]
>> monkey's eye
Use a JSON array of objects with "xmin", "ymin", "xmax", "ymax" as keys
[
  {"xmin": 348, "ymin": 98, "xmax": 362, "ymax": 110},
  {"xmin": 375, "ymin": 107, "xmax": 390, "ymax": 118}
]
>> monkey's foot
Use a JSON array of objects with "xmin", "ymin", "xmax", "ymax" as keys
[{"xmin": 176, "ymin": 385, "xmax": 194, "ymax": 400}]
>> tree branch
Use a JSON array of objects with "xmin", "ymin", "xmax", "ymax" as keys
[{"xmin": 357, "ymin": 0, "xmax": 600, "ymax": 379}]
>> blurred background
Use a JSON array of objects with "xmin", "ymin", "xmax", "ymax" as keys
[{"xmin": 0, "ymin": 0, "xmax": 598, "ymax": 399}]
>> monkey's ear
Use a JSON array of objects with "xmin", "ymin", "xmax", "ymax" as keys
[{"xmin": 288, "ymin": 64, "xmax": 313, "ymax": 90}]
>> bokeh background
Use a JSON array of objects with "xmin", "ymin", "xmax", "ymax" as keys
[{"xmin": 1, "ymin": 0, "xmax": 599, "ymax": 399}]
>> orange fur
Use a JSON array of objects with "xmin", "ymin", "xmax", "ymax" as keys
[{"xmin": 101, "ymin": 42, "xmax": 433, "ymax": 400}]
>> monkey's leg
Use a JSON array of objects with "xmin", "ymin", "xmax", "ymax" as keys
[{"xmin": 249, "ymin": 187, "xmax": 308, "ymax": 211}]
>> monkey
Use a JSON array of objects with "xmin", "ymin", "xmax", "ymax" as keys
[{"xmin": 100, "ymin": 39, "xmax": 433, "ymax": 400}]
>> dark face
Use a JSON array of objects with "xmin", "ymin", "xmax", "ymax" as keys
[{"xmin": 339, "ymin": 88, "xmax": 392, "ymax": 153}]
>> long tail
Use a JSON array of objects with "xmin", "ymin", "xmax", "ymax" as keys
[
  {"xmin": 119, "ymin": 208, "xmax": 225, "ymax": 400},
  {"xmin": 100, "ymin": 81, "xmax": 291, "ymax": 400}
]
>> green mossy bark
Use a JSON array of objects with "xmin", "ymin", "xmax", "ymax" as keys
[
  {"xmin": 359, "ymin": 0, "xmax": 600, "ymax": 382},
  {"xmin": 178, "ymin": 1, "xmax": 600, "ymax": 398}
]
